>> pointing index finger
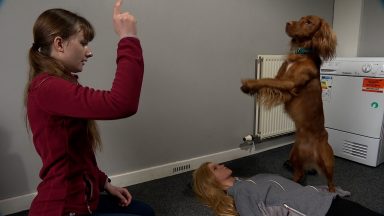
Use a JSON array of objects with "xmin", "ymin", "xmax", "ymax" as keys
[{"xmin": 114, "ymin": 0, "xmax": 122, "ymax": 16}]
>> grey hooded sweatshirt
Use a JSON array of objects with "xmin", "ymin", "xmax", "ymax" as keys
[{"xmin": 227, "ymin": 174, "xmax": 337, "ymax": 216}]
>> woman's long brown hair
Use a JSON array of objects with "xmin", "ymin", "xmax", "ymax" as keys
[{"xmin": 25, "ymin": 9, "xmax": 101, "ymax": 151}]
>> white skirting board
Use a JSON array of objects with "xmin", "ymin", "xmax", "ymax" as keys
[{"xmin": 0, "ymin": 135, "xmax": 293, "ymax": 215}]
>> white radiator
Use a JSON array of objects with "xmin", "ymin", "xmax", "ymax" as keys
[{"xmin": 254, "ymin": 55, "xmax": 295, "ymax": 140}]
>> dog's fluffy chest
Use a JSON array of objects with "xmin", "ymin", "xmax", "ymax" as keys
[
  {"xmin": 286, "ymin": 62, "xmax": 294, "ymax": 73},
  {"xmin": 282, "ymin": 61, "xmax": 298, "ymax": 78}
]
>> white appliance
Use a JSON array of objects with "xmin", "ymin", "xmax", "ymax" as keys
[{"xmin": 320, "ymin": 57, "xmax": 384, "ymax": 167}]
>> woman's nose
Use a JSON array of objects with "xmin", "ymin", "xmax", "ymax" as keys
[
  {"xmin": 86, "ymin": 48, "xmax": 93, "ymax": 58},
  {"xmin": 86, "ymin": 51, "xmax": 93, "ymax": 58}
]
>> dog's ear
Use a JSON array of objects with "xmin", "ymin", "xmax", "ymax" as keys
[{"xmin": 312, "ymin": 20, "xmax": 337, "ymax": 61}]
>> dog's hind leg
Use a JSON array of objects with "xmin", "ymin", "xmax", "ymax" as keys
[
  {"xmin": 292, "ymin": 164, "xmax": 305, "ymax": 184},
  {"xmin": 318, "ymin": 143, "xmax": 335, "ymax": 192},
  {"xmin": 289, "ymin": 148, "xmax": 305, "ymax": 184}
]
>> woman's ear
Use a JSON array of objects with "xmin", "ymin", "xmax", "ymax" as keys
[{"xmin": 52, "ymin": 36, "xmax": 65, "ymax": 53}]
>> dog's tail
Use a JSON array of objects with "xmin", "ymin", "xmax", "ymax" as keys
[{"xmin": 257, "ymin": 87, "xmax": 292, "ymax": 108}]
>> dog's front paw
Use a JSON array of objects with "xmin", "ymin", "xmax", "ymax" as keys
[
  {"xmin": 241, "ymin": 80, "xmax": 256, "ymax": 95},
  {"xmin": 241, "ymin": 84, "xmax": 251, "ymax": 94}
]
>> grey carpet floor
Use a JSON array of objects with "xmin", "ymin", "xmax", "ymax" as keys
[{"xmin": 8, "ymin": 144, "xmax": 384, "ymax": 215}]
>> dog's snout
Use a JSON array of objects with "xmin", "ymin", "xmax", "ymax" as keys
[{"xmin": 285, "ymin": 22, "xmax": 293, "ymax": 34}]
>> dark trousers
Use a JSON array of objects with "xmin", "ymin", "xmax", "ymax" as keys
[
  {"xmin": 92, "ymin": 193, "xmax": 155, "ymax": 216},
  {"xmin": 326, "ymin": 196, "xmax": 383, "ymax": 216}
]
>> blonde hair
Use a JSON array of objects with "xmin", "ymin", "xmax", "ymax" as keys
[
  {"xmin": 192, "ymin": 162, "xmax": 238, "ymax": 216},
  {"xmin": 25, "ymin": 9, "xmax": 101, "ymax": 151}
]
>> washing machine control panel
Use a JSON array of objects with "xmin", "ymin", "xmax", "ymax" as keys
[{"xmin": 321, "ymin": 58, "xmax": 384, "ymax": 77}]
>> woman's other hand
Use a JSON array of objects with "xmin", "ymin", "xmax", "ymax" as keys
[
  {"xmin": 105, "ymin": 181, "xmax": 133, "ymax": 207},
  {"xmin": 113, "ymin": 0, "xmax": 137, "ymax": 39}
]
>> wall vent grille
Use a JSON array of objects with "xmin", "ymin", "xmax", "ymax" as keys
[{"xmin": 172, "ymin": 164, "xmax": 191, "ymax": 174}]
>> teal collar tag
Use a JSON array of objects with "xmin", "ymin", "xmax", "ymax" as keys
[{"xmin": 293, "ymin": 48, "xmax": 312, "ymax": 54}]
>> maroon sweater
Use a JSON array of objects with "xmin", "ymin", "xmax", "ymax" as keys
[{"xmin": 27, "ymin": 37, "xmax": 144, "ymax": 216}]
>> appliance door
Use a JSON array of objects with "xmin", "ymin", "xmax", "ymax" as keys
[{"xmin": 322, "ymin": 75, "xmax": 384, "ymax": 138}]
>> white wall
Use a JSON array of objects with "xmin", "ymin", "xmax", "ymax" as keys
[
  {"xmin": 333, "ymin": 0, "xmax": 384, "ymax": 57},
  {"xmin": 0, "ymin": 0, "xmax": 334, "ymax": 214},
  {"xmin": 358, "ymin": 0, "xmax": 384, "ymax": 56},
  {"xmin": 333, "ymin": 0, "xmax": 363, "ymax": 57}
]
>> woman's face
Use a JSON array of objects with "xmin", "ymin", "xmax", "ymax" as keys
[
  {"xmin": 208, "ymin": 163, "xmax": 233, "ymax": 184},
  {"xmin": 53, "ymin": 30, "xmax": 93, "ymax": 73}
]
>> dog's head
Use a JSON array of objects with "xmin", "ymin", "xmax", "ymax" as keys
[{"xmin": 286, "ymin": 15, "xmax": 337, "ymax": 60}]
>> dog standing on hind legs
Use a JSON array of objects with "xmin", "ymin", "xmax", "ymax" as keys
[{"xmin": 241, "ymin": 15, "xmax": 337, "ymax": 192}]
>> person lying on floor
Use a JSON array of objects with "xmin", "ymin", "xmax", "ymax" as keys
[{"xmin": 192, "ymin": 162, "xmax": 383, "ymax": 216}]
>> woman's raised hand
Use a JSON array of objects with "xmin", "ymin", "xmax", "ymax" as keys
[{"xmin": 113, "ymin": 0, "xmax": 137, "ymax": 39}]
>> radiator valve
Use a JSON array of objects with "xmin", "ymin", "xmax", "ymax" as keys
[{"xmin": 242, "ymin": 134, "xmax": 255, "ymax": 141}]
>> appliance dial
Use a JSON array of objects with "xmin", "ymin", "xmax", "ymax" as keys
[{"xmin": 362, "ymin": 64, "xmax": 372, "ymax": 73}]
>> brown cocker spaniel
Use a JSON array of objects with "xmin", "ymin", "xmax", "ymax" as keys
[{"xmin": 241, "ymin": 15, "xmax": 337, "ymax": 192}]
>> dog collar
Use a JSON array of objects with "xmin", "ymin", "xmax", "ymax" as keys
[{"xmin": 292, "ymin": 48, "xmax": 312, "ymax": 54}]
